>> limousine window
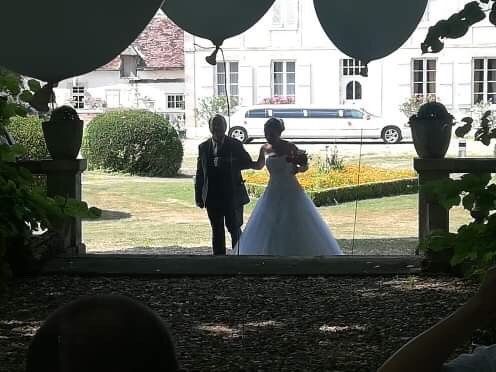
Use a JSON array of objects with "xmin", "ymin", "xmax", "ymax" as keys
[
  {"xmin": 271, "ymin": 109, "xmax": 305, "ymax": 118},
  {"xmin": 344, "ymin": 109, "xmax": 364, "ymax": 119},
  {"xmin": 307, "ymin": 109, "xmax": 340, "ymax": 118},
  {"xmin": 245, "ymin": 109, "xmax": 266, "ymax": 118}
]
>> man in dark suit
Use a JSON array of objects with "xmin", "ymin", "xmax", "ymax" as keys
[{"xmin": 195, "ymin": 114, "xmax": 255, "ymax": 255}]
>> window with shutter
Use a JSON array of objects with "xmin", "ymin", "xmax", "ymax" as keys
[{"xmin": 271, "ymin": 0, "xmax": 299, "ymax": 29}]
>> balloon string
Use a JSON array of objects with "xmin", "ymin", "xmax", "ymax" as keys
[{"xmin": 351, "ymin": 128, "xmax": 363, "ymax": 255}]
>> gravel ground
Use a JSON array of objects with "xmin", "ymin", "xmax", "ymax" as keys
[{"xmin": 0, "ymin": 274, "xmax": 485, "ymax": 371}]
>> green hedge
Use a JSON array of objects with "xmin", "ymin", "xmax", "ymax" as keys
[
  {"xmin": 247, "ymin": 178, "xmax": 418, "ymax": 206},
  {"xmin": 83, "ymin": 110, "xmax": 183, "ymax": 177},
  {"xmin": 6, "ymin": 116, "xmax": 49, "ymax": 160}
]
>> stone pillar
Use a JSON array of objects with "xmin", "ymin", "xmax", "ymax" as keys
[
  {"xmin": 17, "ymin": 159, "xmax": 87, "ymax": 256},
  {"xmin": 414, "ymin": 157, "xmax": 496, "ymax": 256},
  {"xmin": 417, "ymin": 170, "xmax": 450, "ymax": 245}
]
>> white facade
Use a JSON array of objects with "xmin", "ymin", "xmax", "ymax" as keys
[
  {"xmin": 54, "ymin": 10, "xmax": 185, "ymax": 128},
  {"xmin": 185, "ymin": 0, "xmax": 496, "ymax": 128},
  {"xmin": 54, "ymin": 69, "xmax": 184, "ymax": 125}
]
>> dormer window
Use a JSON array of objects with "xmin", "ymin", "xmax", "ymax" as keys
[{"xmin": 120, "ymin": 55, "xmax": 138, "ymax": 78}]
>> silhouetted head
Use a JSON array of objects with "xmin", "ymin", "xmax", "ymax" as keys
[
  {"xmin": 209, "ymin": 114, "xmax": 227, "ymax": 142},
  {"xmin": 264, "ymin": 117, "xmax": 285, "ymax": 145},
  {"xmin": 26, "ymin": 295, "xmax": 179, "ymax": 372}
]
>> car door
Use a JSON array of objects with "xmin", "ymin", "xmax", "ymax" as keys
[
  {"xmin": 343, "ymin": 109, "xmax": 382, "ymax": 139},
  {"xmin": 270, "ymin": 108, "xmax": 305, "ymax": 139},
  {"xmin": 306, "ymin": 109, "xmax": 347, "ymax": 139}
]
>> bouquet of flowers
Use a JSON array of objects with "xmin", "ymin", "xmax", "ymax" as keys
[{"xmin": 287, "ymin": 148, "xmax": 308, "ymax": 166}]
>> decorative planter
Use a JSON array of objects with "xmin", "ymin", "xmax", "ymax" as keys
[
  {"xmin": 411, "ymin": 119, "xmax": 452, "ymax": 158},
  {"xmin": 42, "ymin": 119, "xmax": 83, "ymax": 159}
]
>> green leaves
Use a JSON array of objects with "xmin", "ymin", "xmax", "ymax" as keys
[
  {"xmin": 19, "ymin": 90, "xmax": 33, "ymax": 104},
  {"xmin": 0, "ymin": 68, "xmax": 40, "ymax": 129},
  {"xmin": 422, "ymin": 1, "xmax": 487, "ymax": 54},
  {"xmin": 55, "ymin": 197, "xmax": 102, "ymax": 219},
  {"xmin": 455, "ymin": 122, "xmax": 472, "ymax": 138},
  {"xmin": 83, "ymin": 110, "xmax": 183, "ymax": 177},
  {"xmin": 422, "ymin": 171, "xmax": 496, "ymax": 280},
  {"xmin": 460, "ymin": 173, "xmax": 491, "ymax": 191},
  {"xmin": 462, "ymin": 193, "xmax": 475, "ymax": 210},
  {"xmin": 0, "ymin": 68, "xmax": 21, "ymax": 96},
  {"xmin": 0, "ymin": 144, "xmax": 25, "ymax": 162},
  {"xmin": 27, "ymin": 79, "xmax": 41, "ymax": 93},
  {"xmin": 6, "ymin": 116, "xmax": 49, "ymax": 160}
]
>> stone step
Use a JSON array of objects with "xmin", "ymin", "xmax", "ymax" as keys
[{"xmin": 42, "ymin": 255, "xmax": 422, "ymax": 276}]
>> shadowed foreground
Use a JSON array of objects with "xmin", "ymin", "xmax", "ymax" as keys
[{"xmin": 0, "ymin": 274, "xmax": 479, "ymax": 371}]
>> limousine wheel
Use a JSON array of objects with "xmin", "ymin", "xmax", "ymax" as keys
[
  {"xmin": 382, "ymin": 126, "xmax": 402, "ymax": 144},
  {"xmin": 229, "ymin": 126, "xmax": 248, "ymax": 143}
]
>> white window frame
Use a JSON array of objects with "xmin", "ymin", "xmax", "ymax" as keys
[
  {"xmin": 346, "ymin": 81, "xmax": 362, "ymax": 100},
  {"xmin": 120, "ymin": 55, "xmax": 138, "ymax": 79},
  {"xmin": 215, "ymin": 61, "xmax": 239, "ymax": 100},
  {"xmin": 167, "ymin": 94, "xmax": 185, "ymax": 110},
  {"xmin": 271, "ymin": 0, "xmax": 299, "ymax": 29},
  {"xmin": 473, "ymin": 57, "xmax": 496, "ymax": 105},
  {"xmin": 271, "ymin": 60, "xmax": 296, "ymax": 99},
  {"xmin": 412, "ymin": 58, "xmax": 437, "ymax": 98},
  {"xmin": 72, "ymin": 84, "xmax": 85, "ymax": 109},
  {"xmin": 341, "ymin": 59, "xmax": 367, "ymax": 76},
  {"xmin": 105, "ymin": 89, "xmax": 121, "ymax": 108}
]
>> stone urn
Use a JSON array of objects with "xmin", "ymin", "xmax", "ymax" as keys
[
  {"xmin": 42, "ymin": 106, "xmax": 83, "ymax": 160},
  {"xmin": 409, "ymin": 102, "xmax": 454, "ymax": 158}
]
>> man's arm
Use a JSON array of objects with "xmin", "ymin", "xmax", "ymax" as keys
[
  {"xmin": 230, "ymin": 140, "xmax": 255, "ymax": 170},
  {"xmin": 378, "ymin": 266, "xmax": 496, "ymax": 372},
  {"xmin": 194, "ymin": 146, "xmax": 204, "ymax": 208}
]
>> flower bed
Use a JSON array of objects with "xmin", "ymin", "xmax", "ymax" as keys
[
  {"xmin": 244, "ymin": 165, "xmax": 418, "ymax": 206},
  {"xmin": 244, "ymin": 165, "xmax": 415, "ymax": 191}
]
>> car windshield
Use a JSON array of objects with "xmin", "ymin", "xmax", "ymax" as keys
[{"xmin": 360, "ymin": 108, "xmax": 378, "ymax": 117}]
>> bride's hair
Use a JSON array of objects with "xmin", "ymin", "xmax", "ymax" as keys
[{"xmin": 264, "ymin": 117, "xmax": 285, "ymax": 133}]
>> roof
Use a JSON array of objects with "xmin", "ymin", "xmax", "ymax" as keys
[{"xmin": 100, "ymin": 10, "xmax": 184, "ymax": 71}]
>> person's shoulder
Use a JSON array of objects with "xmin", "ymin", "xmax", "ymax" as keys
[
  {"xmin": 199, "ymin": 139, "xmax": 211, "ymax": 149},
  {"xmin": 227, "ymin": 136, "xmax": 243, "ymax": 147},
  {"xmin": 281, "ymin": 139, "xmax": 297, "ymax": 151}
]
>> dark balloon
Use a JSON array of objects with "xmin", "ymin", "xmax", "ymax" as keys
[
  {"xmin": 162, "ymin": 0, "xmax": 275, "ymax": 47},
  {"xmin": 313, "ymin": 0, "xmax": 428, "ymax": 63},
  {"xmin": 0, "ymin": 0, "xmax": 163, "ymax": 83}
]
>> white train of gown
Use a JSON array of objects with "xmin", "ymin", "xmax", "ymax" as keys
[{"xmin": 234, "ymin": 155, "xmax": 342, "ymax": 256}]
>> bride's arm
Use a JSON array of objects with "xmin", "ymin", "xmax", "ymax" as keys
[{"xmin": 252, "ymin": 145, "xmax": 267, "ymax": 170}]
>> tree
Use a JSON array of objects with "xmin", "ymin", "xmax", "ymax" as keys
[{"xmin": 195, "ymin": 96, "xmax": 239, "ymax": 125}]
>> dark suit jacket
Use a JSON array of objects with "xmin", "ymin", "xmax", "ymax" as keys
[{"xmin": 195, "ymin": 136, "xmax": 253, "ymax": 209}]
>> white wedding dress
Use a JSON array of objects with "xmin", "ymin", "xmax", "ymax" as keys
[{"xmin": 234, "ymin": 154, "xmax": 342, "ymax": 256}]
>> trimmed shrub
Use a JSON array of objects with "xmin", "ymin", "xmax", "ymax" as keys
[
  {"xmin": 83, "ymin": 110, "xmax": 183, "ymax": 177},
  {"xmin": 246, "ymin": 178, "xmax": 419, "ymax": 206},
  {"xmin": 7, "ymin": 116, "xmax": 49, "ymax": 159}
]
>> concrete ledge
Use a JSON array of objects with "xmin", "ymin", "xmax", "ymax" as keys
[
  {"xmin": 17, "ymin": 159, "xmax": 88, "ymax": 173},
  {"xmin": 42, "ymin": 255, "xmax": 422, "ymax": 276}
]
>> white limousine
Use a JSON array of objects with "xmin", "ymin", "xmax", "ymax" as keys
[{"xmin": 227, "ymin": 105, "xmax": 411, "ymax": 144}]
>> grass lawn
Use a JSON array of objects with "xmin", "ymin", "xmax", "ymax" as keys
[{"xmin": 82, "ymin": 171, "xmax": 472, "ymax": 254}]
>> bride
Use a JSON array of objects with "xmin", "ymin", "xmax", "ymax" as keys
[{"xmin": 234, "ymin": 117, "xmax": 342, "ymax": 256}]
